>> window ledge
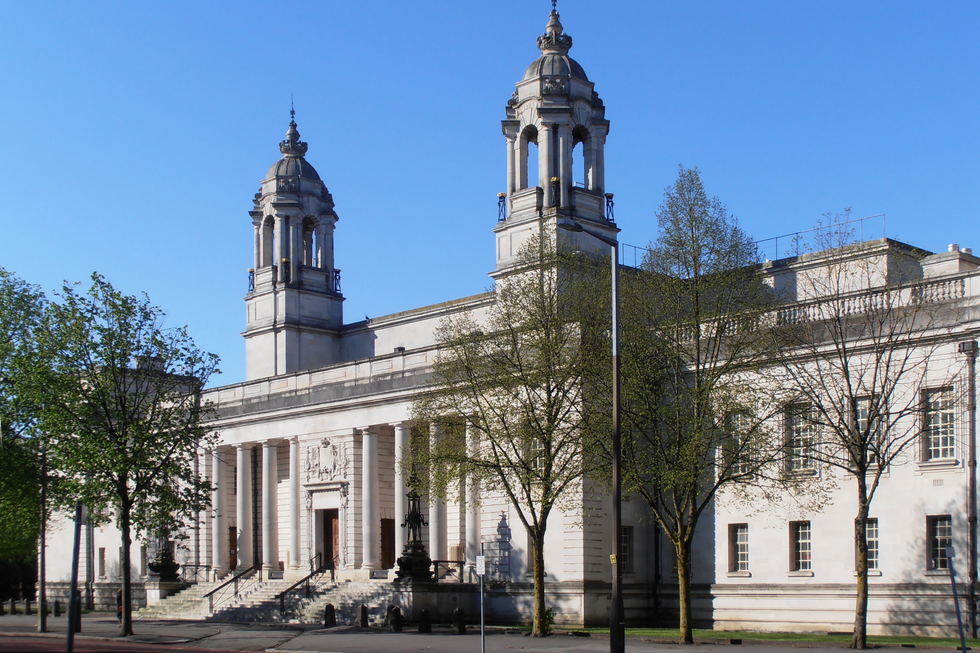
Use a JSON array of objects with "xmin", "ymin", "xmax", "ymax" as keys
[
  {"xmin": 925, "ymin": 569, "xmax": 951, "ymax": 576},
  {"xmin": 727, "ymin": 571, "xmax": 752, "ymax": 578},
  {"xmin": 787, "ymin": 570, "xmax": 814, "ymax": 577},
  {"xmin": 786, "ymin": 468, "xmax": 817, "ymax": 477},
  {"xmin": 917, "ymin": 458, "xmax": 961, "ymax": 472},
  {"xmin": 854, "ymin": 570, "xmax": 882, "ymax": 577}
]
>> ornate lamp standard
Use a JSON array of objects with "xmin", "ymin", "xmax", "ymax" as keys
[{"xmin": 395, "ymin": 474, "xmax": 433, "ymax": 583}]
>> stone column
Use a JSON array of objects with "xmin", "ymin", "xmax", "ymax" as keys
[
  {"xmin": 558, "ymin": 124, "xmax": 572, "ymax": 208},
  {"xmin": 361, "ymin": 427, "xmax": 380, "ymax": 570},
  {"xmin": 429, "ymin": 425, "xmax": 447, "ymax": 561},
  {"xmin": 289, "ymin": 220, "xmax": 300, "ymax": 283},
  {"xmin": 465, "ymin": 423, "xmax": 481, "ymax": 573},
  {"xmin": 261, "ymin": 441, "xmax": 278, "ymax": 579},
  {"xmin": 596, "ymin": 134, "xmax": 606, "ymax": 195},
  {"xmin": 274, "ymin": 215, "xmax": 286, "ymax": 282},
  {"xmin": 235, "ymin": 444, "xmax": 252, "ymax": 570},
  {"xmin": 393, "ymin": 423, "xmax": 410, "ymax": 561},
  {"xmin": 289, "ymin": 437, "xmax": 301, "ymax": 573},
  {"xmin": 315, "ymin": 223, "xmax": 326, "ymax": 269},
  {"xmin": 505, "ymin": 134, "xmax": 516, "ymax": 196},
  {"xmin": 212, "ymin": 448, "xmax": 228, "ymax": 575},
  {"xmin": 253, "ymin": 224, "xmax": 261, "ymax": 271},
  {"xmin": 538, "ymin": 124, "xmax": 552, "ymax": 206}
]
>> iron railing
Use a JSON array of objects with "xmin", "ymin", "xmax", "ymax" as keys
[
  {"xmin": 431, "ymin": 559, "xmax": 465, "ymax": 583},
  {"xmin": 275, "ymin": 555, "xmax": 337, "ymax": 618},
  {"xmin": 179, "ymin": 564, "xmax": 216, "ymax": 585},
  {"xmin": 202, "ymin": 563, "xmax": 260, "ymax": 615}
]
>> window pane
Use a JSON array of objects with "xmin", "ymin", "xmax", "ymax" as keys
[
  {"xmin": 788, "ymin": 406, "xmax": 815, "ymax": 471},
  {"xmin": 735, "ymin": 524, "xmax": 749, "ymax": 572},
  {"xmin": 866, "ymin": 518, "xmax": 879, "ymax": 571},
  {"xmin": 926, "ymin": 389, "xmax": 956, "ymax": 460},
  {"xmin": 929, "ymin": 515, "xmax": 952, "ymax": 570},
  {"xmin": 792, "ymin": 521, "xmax": 811, "ymax": 571}
]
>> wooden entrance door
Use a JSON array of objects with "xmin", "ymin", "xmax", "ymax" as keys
[
  {"xmin": 324, "ymin": 509, "xmax": 339, "ymax": 568},
  {"xmin": 228, "ymin": 526, "xmax": 238, "ymax": 569},
  {"xmin": 381, "ymin": 519, "xmax": 395, "ymax": 569}
]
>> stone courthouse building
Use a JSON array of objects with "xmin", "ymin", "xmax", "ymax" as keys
[{"xmin": 43, "ymin": 6, "xmax": 980, "ymax": 635}]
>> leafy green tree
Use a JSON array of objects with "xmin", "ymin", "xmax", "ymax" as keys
[
  {"xmin": 413, "ymin": 233, "xmax": 603, "ymax": 637},
  {"xmin": 604, "ymin": 167, "xmax": 806, "ymax": 643},
  {"xmin": 0, "ymin": 268, "xmax": 49, "ymax": 583},
  {"xmin": 40, "ymin": 274, "xmax": 219, "ymax": 636}
]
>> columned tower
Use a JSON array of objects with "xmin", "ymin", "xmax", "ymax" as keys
[
  {"xmin": 244, "ymin": 116, "xmax": 343, "ymax": 380},
  {"xmin": 494, "ymin": 7, "xmax": 616, "ymax": 277}
]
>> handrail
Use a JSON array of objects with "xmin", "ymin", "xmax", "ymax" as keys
[
  {"xmin": 203, "ymin": 563, "xmax": 260, "ymax": 614},
  {"xmin": 276, "ymin": 556, "xmax": 336, "ymax": 618},
  {"xmin": 432, "ymin": 559, "xmax": 465, "ymax": 583}
]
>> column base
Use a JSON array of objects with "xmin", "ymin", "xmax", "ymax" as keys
[{"xmin": 283, "ymin": 567, "xmax": 306, "ymax": 583}]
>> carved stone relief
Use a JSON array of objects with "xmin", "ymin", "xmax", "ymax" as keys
[{"xmin": 305, "ymin": 437, "xmax": 350, "ymax": 482}]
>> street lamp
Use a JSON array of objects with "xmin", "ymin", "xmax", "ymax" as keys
[{"xmin": 556, "ymin": 217, "xmax": 624, "ymax": 653}]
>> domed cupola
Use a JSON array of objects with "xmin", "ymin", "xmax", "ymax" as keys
[
  {"xmin": 495, "ymin": 4, "xmax": 614, "ymax": 277},
  {"xmin": 522, "ymin": 9, "xmax": 589, "ymax": 84},
  {"xmin": 245, "ymin": 110, "xmax": 344, "ymax": 380}
]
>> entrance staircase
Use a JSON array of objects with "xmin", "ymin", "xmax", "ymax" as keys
[{"xmin": 137, "ymin": 571, "xmax": 397, "ymax": 625}]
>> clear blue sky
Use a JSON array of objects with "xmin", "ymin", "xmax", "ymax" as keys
[{"xmin": 2, "ymin": 1, "xmax": 978, "ymax": 386}]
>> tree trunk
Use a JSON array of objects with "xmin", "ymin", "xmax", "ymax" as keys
[
  {"xmin": 118, "ymin": 504, "xmax": 134, "ymax": 637},
  {"xmin": 531, "ymin": 528, "xmax": 547, "ymax": 636},
  {"xmin": 676, "ymin": 538, "xmax": 694, "ymax": 644},
  {"xmin": 850, "ymin": 484, "xmax": 870, "ymax": 649}
]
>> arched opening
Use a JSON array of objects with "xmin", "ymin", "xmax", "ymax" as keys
[
  {"xmin": 572, "ymin": 125, "xmax": 590, "ymax": 190},
  {"xmin": 261, "ymin": 216, "xmax": 274, "ymax": 267},
  {"xmin": 520, "ymin": 125, "xmax": 539, "ymax": 190},
  {"xmin": 302, "ymin": 217, "xmax": 316, "ymax": 267}
]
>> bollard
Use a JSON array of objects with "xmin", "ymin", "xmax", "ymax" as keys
[
  {"xmin": 73, "ymin": 593, "xmax": 82, "ymax": 633},
  {"xmin": 24, "ymin": 599, "xmax": 31, "ymax": 616},
  {"xmin": 323, "ymin": 603, "xmax": 336, "ymax": 628},
  {"xmin": 389, "ymin": 606, "xmax": 402, "ymax": 633},
  {"xmin": 9, "ymin": 599, "xmax": 15, "ymax": 615},
  {"xmin": 418, "ymin": 608, "xmax": 431, "ymax": 634},
  {"xmin": 54, "ymin": 600, "xmax": 60, "ymax": 617},
  {"xmin": 356, "ymin": 604, "xmax": 369, "ymax": 628},
  {"xmin": 452, "ymin": 607, "xmax": 466, "ymax": 635}
]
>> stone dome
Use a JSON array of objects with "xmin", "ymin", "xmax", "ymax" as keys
[
  {"xmin": 266, "ymin": 156, "xmax": 321, "ymax": 182},
  {"xmin": 265, "ymin": 117, "xmax": 321, "ymax": 181},
  {"xmin": 522, "ymin": 9, "xmax": 587, "ymax": 83},
  {"xmin": 523, "ymin": 53, "xmax": 588, "ymax": 82}
]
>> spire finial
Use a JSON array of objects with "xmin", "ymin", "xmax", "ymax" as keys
[
  {"xmin": 280, "ymin": 99, "xmax": 308, "ymax": 158},
  {"xmin": 538, "ymin": 2, "xmax": 572, "ymax": 53}
]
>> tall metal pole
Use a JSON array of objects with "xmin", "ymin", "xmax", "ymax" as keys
[
  {"xmin": 960, "ymin": 340, "xmax": 979, "ymax": 637},
  {"xmin": 609, "ymin": 240, "xmax": 624, "ymax": 653},
  {"xmin": 38, "ymin": 446, "xmax": 47, "ymax": 632},
  {"xmin": 66, "ymin": 501, "xmax": 83, "ymax": 653}
]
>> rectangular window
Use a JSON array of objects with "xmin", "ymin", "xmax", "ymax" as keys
[
  {"xmin": 787, "ymin": 405, "xmax": 816, "ymax": 471},
  {"xmin": 620, "ymin": 526, "xmax": 634, "ymax": 573},
  {"xmin": 928, "ymin": 515, "xmax": 953, "ymax": 570},
  {"xmin": 532, "ymin": 438, "xmax": 547, "ymax": 477},
  {"xmin": 728, "ymin": 412, "xmax": 752, "ymax": 475},
  {"xmin": 855, "ymin": 396, "xmax": 882, "ymax": 465},
  {"xmin": 866, "ymin": 518, "xmax": 879, "ymax": 571},
  {"xmin": 924, "ymin": 388, "xmax": 956, "ymax": 460},
  {"xmin": 98, "ymin": 547, "xmax": 106, "ymax": 578},
  {"xmin": 790, "ymin": 521, "xmax": 812, "ymax": 571},
  {"xmin": 729, "ymin": 524, "xmax": 749, "ymax": 572}
]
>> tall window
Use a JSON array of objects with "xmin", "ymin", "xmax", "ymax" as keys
[
  {"xmin": 790, "ymin": 521, "xmax": 812, "ymax": 571},
  {"xmin": 620, "ymin": 526, "xmax": 634, "ymax": 573},
  {"xmin": 855, "ymin": 396, "xmax": 882, "ymax": 465},
  {"xmin": 787, "ymin": 405, "xmax": 816, "ymax": 471},
  {"xmin": 924, "ymin": 388, "xmax": 956, "ymax": 460},
  {"xmin": 531, "ymin": 438, "xmax": 547, "ymax": 477},
  {"xmin": 866, "ymin": 518, "xmax": 879, "ymax": 571},
  {"xmin": 728, "ymin": 412, "xmax": 752, "ymax": 475},
  {"xmin": 729, "ymin": 524, "xmax": 749, "ymax": 572},
  {"xmin": 928, "ymin": 515, "xmax": 953, "ymax": 570},
  {"xmin": 98, "ymin": 547, "xmax": 106, "ymax": 578}
]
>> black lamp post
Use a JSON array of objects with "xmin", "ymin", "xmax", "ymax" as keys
[
  {"xmin": 557, "ymin": 216, "xmax": 624, "ymax": 653},
  {"xmin": 395, "ymin": 475, "xmax": 433, "ymax": 583}
]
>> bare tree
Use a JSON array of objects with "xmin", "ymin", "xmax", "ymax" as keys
[{"xmin": 769, "ymin": 213, "xmax": 956, "ymax": 649}]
